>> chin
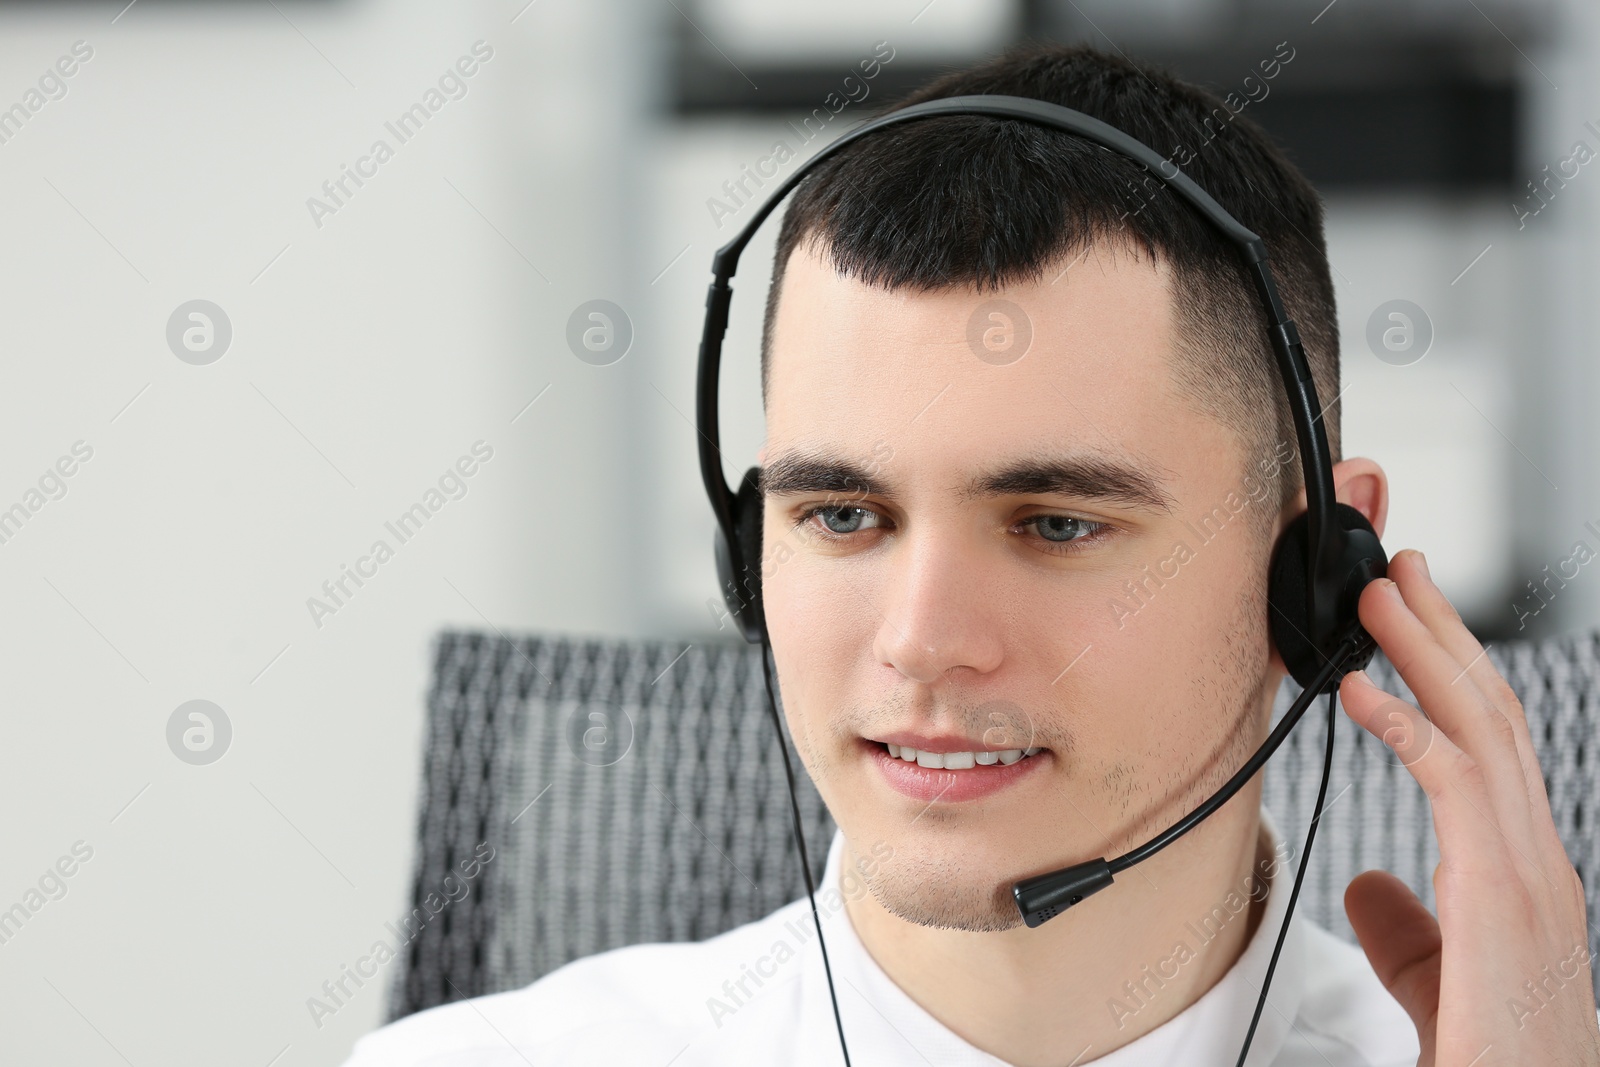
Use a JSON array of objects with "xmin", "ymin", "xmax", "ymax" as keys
[
  {"xmin": 842, "ymin": 813, "xmax": 1042, "ymax": 933},
  {"xmin": 865, "ymin": 856, "xmax": 1026, "ymax": 932}
]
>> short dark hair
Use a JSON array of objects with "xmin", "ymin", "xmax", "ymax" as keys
[{"xmin": 760, "ymin": 42, "xmax": 1339, "ymax": 514}]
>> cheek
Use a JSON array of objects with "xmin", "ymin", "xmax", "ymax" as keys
[
  {"xmin": 1070, "ymin": 534, "xmax": 1270, "ymax": 729},
  {"xmin": 762, "ymin": 553, "xmax": 874, "ymax": 763},
  {"xmin": 764, "ymin": 550, "xmax": 876, "ymax": 684}
]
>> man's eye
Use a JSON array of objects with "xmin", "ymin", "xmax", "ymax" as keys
[
  {"xmin": 1025, "ymin": 514, "xmax": 1103, "ymax": 544},
  {"xmin": 797, "ymin": 507, "xmax": 1108, "ymax": 555},
  {"xmin": 801, "ymin": 504, "xmax": 882, "ymax": 537}
]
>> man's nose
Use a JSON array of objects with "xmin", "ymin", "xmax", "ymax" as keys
[{"xmin": 872, "ymin": 528, "xmax": 1005, "ymax": 685}]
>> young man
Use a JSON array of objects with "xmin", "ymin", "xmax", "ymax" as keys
[{"xmin": 344, "ymin": 43, "xmax": 1600, "ymax": 1066}]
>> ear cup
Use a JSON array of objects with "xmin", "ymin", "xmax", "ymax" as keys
[
  {"xmin": 713, "ymin": 466, "xmax": 766, "ymax": 644},
  {"xmin": 1267, "ymin": 502, "xmax": 1388, "ymax": 690}
]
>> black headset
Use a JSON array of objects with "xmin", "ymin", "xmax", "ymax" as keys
[{"xmin": 695, "ymin": 94, "xmax": 1388, "ymax": 1067}]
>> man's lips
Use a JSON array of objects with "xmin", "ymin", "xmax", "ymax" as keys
[
  {"xmin": 869, "ymin": 731, "xmax": 1044, "ymax": 755},
  {"xmin": 867, "ymin": 731, "xmax": 1046, "ymax": 770},
  {"xmin": 860, "ymin": 736, "xmax": 1049, "ymax": 802}
]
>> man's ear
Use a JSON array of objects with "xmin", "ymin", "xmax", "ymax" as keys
[
  {"xmin": 1331, "ymin": 456, "xmax": 1387, "ymax": 539},
  {"xmin": 757, "ymin": 444, "xmax": 767, "ymax": 465},
  {"xmin": 1276, "ymin": 456, "xmax": 1388, "ymax": 541}
]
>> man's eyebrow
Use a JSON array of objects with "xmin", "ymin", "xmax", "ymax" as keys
[
  {"xmin": 963, "ymin": 452, "xmax": 1173, "ymax": 512},
  {"xmin": 761, "ymin": 452, "xmax": 888, "ymax": 499},
  {"xmin": 760, "ymin": 449, "xmax": 1173, "ymax": 512}
]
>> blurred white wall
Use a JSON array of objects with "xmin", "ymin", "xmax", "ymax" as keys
[
  {"xmin": 1, "ymin": 1, "xmax": 1597, "ymax": 1066},
  {"xmin": 1519, "ymin": 0, "xmax": 1600, "ymax": 638},
  {"xmin": 0, "ymin": 1, "xmax": 658, "ymax": 1064}
]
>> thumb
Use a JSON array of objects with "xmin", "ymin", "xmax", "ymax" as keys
[{"xmin": 1346, "ymin": 869, "xmax": 1441, "ymax": 1059}]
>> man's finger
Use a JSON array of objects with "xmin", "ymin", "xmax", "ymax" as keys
[
  {"xmin": 1387, "ymin": 550, "xmax": 1562, "ymax": 860},
  {"xmin": 1355, "ymin": 575, "xmax": 1537, "ymax": 853},
  {"xmin": 1338, "ymin": 677, "xmax": 1516, "ymax": 885},
  {"xmin": 1345, "ymin": 868, "xmax": 1442, "ymax": 1052}
]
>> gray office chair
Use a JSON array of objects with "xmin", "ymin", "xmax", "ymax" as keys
[{"xmin": 383, "ymin": 628, "xmax": 1600, "ymax": 1022}]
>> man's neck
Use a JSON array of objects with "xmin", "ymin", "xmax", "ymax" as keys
[{"xmin": 840, "ymin": 809, "xmax": 1273, "ymax": 1067}]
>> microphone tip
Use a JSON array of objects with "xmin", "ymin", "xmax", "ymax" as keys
[{"xmin": 1012, "ymin": 858, "xmax": 1115, "ymax": 928}]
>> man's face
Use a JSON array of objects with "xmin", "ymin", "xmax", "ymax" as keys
[{"xmin": 760, "ymin": 240, "xmax": 1288, "ymax": 932}]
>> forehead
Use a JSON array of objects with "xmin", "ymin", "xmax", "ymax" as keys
[{"xmin": 764, "ymin": 240, "xmax": 1223, "ymax": 496}]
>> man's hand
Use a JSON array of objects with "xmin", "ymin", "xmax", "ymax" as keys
[{"xmin": 1336, "ymin": 547, "xmax": 1600, "ymax": 1066}]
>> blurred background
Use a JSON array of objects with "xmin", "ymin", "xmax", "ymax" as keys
[{"xmin": 0, "ymin": 0, "xmax": 1596, "ymax": 1063}]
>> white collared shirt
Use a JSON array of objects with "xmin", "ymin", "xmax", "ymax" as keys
[{"xmin": 341, "ymin": 807, "xmax": 1421, "ymax": 1065}]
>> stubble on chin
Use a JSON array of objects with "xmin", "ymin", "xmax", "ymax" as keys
[{"xmin": 855, "ymin": 838, "xmax": 1027, "ymax": 933}]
